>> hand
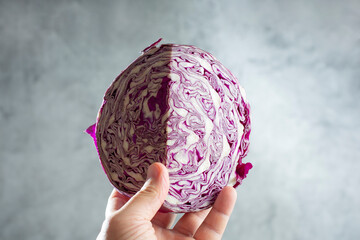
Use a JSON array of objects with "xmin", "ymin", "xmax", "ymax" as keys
[{"xmin": 97, "ymin": 162, "xmax": 237, "ymax": 240}]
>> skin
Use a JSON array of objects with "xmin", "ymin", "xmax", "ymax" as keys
[{"xmin": 97, "ymin": 162, "xmax": 237, "ymax": 240}]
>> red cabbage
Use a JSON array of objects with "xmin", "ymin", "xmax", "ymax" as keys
[{"xmin": 87, "ymin": 39, "xmax": 252, "ymax": 213}]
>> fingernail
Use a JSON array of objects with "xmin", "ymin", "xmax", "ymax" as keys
[{"xmin": 146, "ymin": 163, "xmax": 159, "ymax": 181}]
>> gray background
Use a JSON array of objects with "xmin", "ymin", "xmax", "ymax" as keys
[{"xmin": 1, "ymin": 0, "xmax": 359, "ymax": 239}]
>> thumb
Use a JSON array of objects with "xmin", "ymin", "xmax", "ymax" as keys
[{"xmin": 120, "ymin": 162, "xmax": 169, "ymax": 220}]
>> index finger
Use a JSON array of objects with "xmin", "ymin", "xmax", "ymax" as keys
[{"xmin": 105, "ymin": 189, "xmax": 130, "ymax": 218}]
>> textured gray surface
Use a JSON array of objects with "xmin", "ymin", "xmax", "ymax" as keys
[{"xmin": 1, "ymin": 0, "xmax": 360, "ymax": 239}]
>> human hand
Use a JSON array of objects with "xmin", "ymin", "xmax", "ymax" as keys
[{"xmin": 97, "ymin": 162, "xmax": 237, "ymax": 240}]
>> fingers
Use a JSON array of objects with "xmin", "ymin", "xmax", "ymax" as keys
[
  {"xmin": 152, "ymin": 212, "xmax": 176, "ymax": 228},
  {"xmin": 120, "ymin": 162, "xmax": 170, "ymax": 220},
  {"xmin": 194, "ymin": 186, "xmax": 237, "ymax": 240},
  {"xmin": 105, "ymin": 189, "xmax": 130, "ymax": 218},
  {"xmin": 172, "ymin": 208, "xmax": 211, "ymax": 236}
]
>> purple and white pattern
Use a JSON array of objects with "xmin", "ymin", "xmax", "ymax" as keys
[{"xmin": 87, "ymin": 40, "xmax": 252, "ymax": 213}]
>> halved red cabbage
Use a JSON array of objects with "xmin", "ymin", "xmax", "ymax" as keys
[{"xmin": 87, "ymin": 40, "xmax": 252, "ymax": 213}]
